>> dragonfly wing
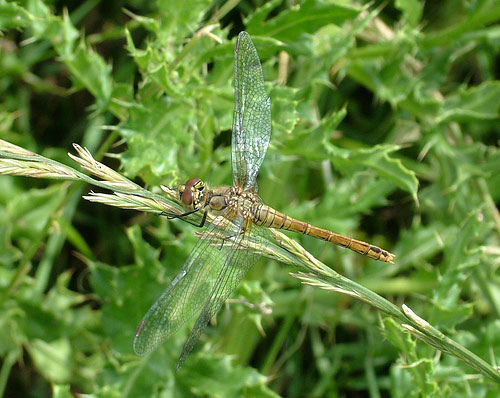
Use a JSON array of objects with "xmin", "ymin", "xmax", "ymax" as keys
[
  {"xmin": 177, "ymin": 219, "xmax": 269, "ymax": 368},
  {"xmin": 133, "ymin": 213, "xmax": 241, "ymax": 356},
  {"xmin": 232, "ymin": 31, "xmax": 271, "ymax": 191}
]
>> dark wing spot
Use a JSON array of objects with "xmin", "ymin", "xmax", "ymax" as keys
[{"xmin": 135, "ymin": 320, "xmax": 145, "ymax": 337}]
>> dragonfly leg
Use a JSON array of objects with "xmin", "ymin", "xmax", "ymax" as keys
[
  {"xmin": 219, "ymin": 233, "xmax": 236, "ymax": 250},
  {"xmin": 218, "ymin": 218, "xmax": 249, "ymax": 250},
  {"xmin": 162, "ymin": 208, "xmax": 208, "ymax": 228}
]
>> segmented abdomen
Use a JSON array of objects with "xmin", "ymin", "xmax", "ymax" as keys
[{"xmin": 253, "ymin": 204, "xmax": 395, "ymax": 263}]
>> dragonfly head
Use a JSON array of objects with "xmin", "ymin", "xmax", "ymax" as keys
[{"xmin": 178, "ymin": 178, "xmax": 207, "ymax": 210}]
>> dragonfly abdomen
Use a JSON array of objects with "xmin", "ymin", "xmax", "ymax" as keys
[{"xmin": 254, "ymin": 205, "xmax": 395, "ymax": 263}]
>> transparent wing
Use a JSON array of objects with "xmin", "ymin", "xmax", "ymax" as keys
[
  {"xmin": 177, "ymin": 219, "xmax": 272, "ymax": 367},
  {"xmin": 133, "ymin": 212, "xmax": 242, "ymax": 356},
  {"xmin": 232, "ymin": 31, "xmax": 271, "ymax": 191}
]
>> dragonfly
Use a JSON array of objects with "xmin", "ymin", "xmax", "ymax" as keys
[{"xmin": 133, "ymin": 31, "xmax": 395, "ymax": 366}]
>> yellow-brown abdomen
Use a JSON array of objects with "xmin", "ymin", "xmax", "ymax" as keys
[{"xmin": 254, "ymin": 205, "xmax": 395, "ymax": 263}]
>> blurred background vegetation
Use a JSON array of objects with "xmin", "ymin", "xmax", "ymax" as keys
[{"xmin": 0, "ymin": 0, "xmax": 499, "ymax": 397}]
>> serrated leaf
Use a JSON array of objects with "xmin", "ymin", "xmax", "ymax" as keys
[
  {"xmin": 118, "ymin": 97, "xmax": 195, "ymax": 183},
  {"xmin": 60, "ymin": 41, "xmax": 113, "ymax": 110},
  {"xmin": 89, "ymin": 225, "xmax": 186, "ymax": 353},
  {"xmin": 384, "ymin": 318, "xmax": 441, "ymax": 396},
  {"xmin": 394, "ymin": 224, "xmax": 457, "ymax": 271},
  {"xmin": 180, "ymin": 356, "xmax": 279, "ymax": 398},
  {"xmin": 2, "ymin": 0, "xmax": 500, "ymax": 392},
  {"xmin": 428, "ymin": 299, "xmax": 474, "ymax": 331},
  {"xmin": 325, "ymin": 143, "xmax": 419, "ymax": 201},
  {"xmin": 281, "ymin": 108, "xmax": 346, "ymax": 157},
  {"xmin": 247, "ymin": 0, "xmax": 359, "ymax": 45},
  {"xmin": 270, "ymin": 86, "xmax": 300, "ymax": 137},
  {"xmin": 384, "ymin": 317, "xmax": 417, "ymax": 354},
  {"xmin": 349, "ymin": 56, "xmax": 414, "ymax": 104},
  {"xmin": 157, "ymin": 0, "xmax": 212, "ymax": 38},
  {"xmin": 21, "ymin": 0, "xmax": 112, "ymax": 110},
  {"xmin": 438, "ymin": 81, "xmax": 500, "ymax": 123},
  {"xmin": 8, "ymin": 184, "xmax": 67, "ymax": 243},
  {"xmin": 27, "ymin": 0, "xmax": 79, "ymax": 54}
]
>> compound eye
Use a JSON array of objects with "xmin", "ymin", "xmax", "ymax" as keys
[
  {"xmin": 185, "ymin": 177, "xmax": 201, "ymax": 189},
  {"xmin": 180, "ymin": 178, "xmax": 203, "ymax": 207},
  {"xmin": 181, "ymin": 188, "xmax": 193, "ymax": 206}
]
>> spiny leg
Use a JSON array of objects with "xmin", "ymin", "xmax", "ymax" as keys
[
  {"xmin": 219, "ymin": 217, "xmax": 251, "ymax": 250},
  {"xmin": 161, "ymin": 209, "xmax": 208, "ymax": 228}
]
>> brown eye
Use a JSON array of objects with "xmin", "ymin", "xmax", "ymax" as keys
[
  {"xmin": 185, "ymin": 178, "xmax": 200, "ymax": 189},
  {"xmin": 181, "ymin": 188, "xmax": 193, "ymax": 205}
]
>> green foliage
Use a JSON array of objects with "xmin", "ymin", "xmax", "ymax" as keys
[{"xmin": 0, "ymin": 0, "xmax": 499, "ymax": 397}]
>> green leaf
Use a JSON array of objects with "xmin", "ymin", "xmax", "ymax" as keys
[
  {"xmin": 348, "ymin": 55, "xmax": 414, "ymax": 104},
  {"xmin": 157, "ymin": 0, "xmax": 212, "ymax": 38},
  {"xmin": 325, "ymin": 143, "xmax": 419, "ymax": 201},
  {"xmin": 270, "ymin": 86, "xmax": 300, "ymax": 137},
  {"xmin": 395, "ymin": 0, "xmax": 423, "ymax": 27},
  {"xmin": 247, "ymin": 0, "xmax": 360, "ymax": 45},
  {"xmin": 421, "ymin": 0, "xmax": 500, "ymax": 47},
  {"xmin": 20, "ymin": 0, "xmax": 113, "ymax": 111},
  {"xmin": 8, "ymin": 185, "xmax": 67, "ymax": 245},
  {"xmin": 393, "ymin": 224, "xmax": 457, "ymax": 271},
  {"xmin": 118, "ymin": 97, "xmax": 195, "ymax": 183},
  {"xmin": 384, "ymin": 318, "xmax": 440, "ymax": 396},
  {"xmin": 52, "ymin": 385, "xmax": 72, "ymax": 398},
  {"xmin": 29, "ymin": 339, "xmax": 72, "ymax": 383},
  {"xmin": 60, "ymin": 41, "xmax": 113, "ymax": 111},
  {"xmin": 438, "ymin": 81, "xmax": 500, "ymax": 123},
  {"xmin": 26, "ymin": 0, "xmax": 80, "ymax": 53},
  {"xmin": 0, "ymin": 1, "xmax": 30, "ymax": 30},
  {"xmin": 90, "ymin": 225, "xmax": 186, "ymax": 354},
  {"xmin": 180, "ymin": 356, "xmax": 279, "ymax": 398},
  {"xmin": 2, "ymin": 0, "xmax": 500, "ymax": 393}
]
